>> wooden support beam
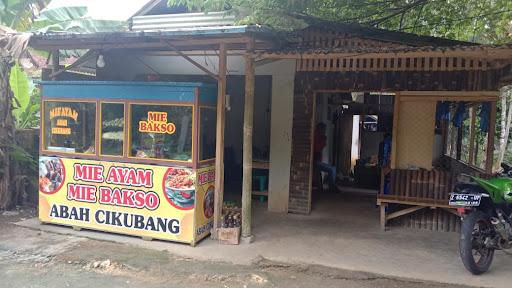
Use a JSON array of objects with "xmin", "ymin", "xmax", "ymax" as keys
[
  {"xmin": 163, "ymin": 40, "xmax": 219, "ymax": 81},
  {"xmin": 49, "ymin": 50, "xmax": 97, "ymax": 78},
  {"xmin": 241, "ymin": 38, "xmax": 255, "ymax": 242},
  {"xmin": 213, "ymin": 43, "xmax": 227, "ymax": 238},
  {"xmin": 398, "ymin": 91, "xmax": 500, "ymax": 103},
  {"xmin": 386, "ymin": 206, "xmax": 425, "ymax": 221},
  {"xmin": 377, "ymin": 198, "xmax": 454, "ymax": 209},
  {"xmin": 456, "ymin": 126, "xmax": 463, "ymax": 161},
  {"xmin": 390, "ymin": 92, "xmax": 400, "ymax": 169},
  {"xmin": 468, "ymin": 106, "xmax": 477, "ymax": 165},
  {"xmin": 398, "ymin": 91, "xmax": 500, "ymax": 97},
  {"xmin": 254, "ymin": 58, "xmax": 280, "ymax": 67},
  {"xmin": 51, "ymin": 50, "xmax": 59, "ymax": 80},
  {"xmin": 256, "ymin": 48, "xmax": 512, "ymax": 60},
  {"xmin": 486, "ymin": 101, "xmax": 497, "ymax": 173},
  {"xmin": 400, "ymin": 96, "xmax": 499, "ymax": 102},
  {"xmin": 380, "ymin": 203, "xmax": 388, "ymax": 231},
  {"xmin": 442, "ymin": 120, "xmax": 448, "ymax": 155},
  {"xmin": 32, "ymin": 37, "xmax": 254, "ymax": 51}
]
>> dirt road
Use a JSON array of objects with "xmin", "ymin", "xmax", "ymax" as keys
[{"xmin": 0, "ymin": 208, "xmax": 469, "ymax": 288}]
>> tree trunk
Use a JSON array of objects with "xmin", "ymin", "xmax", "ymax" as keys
[
  {"xmin": 0, "ymin": 52, "xmax": 16, "ymax": 209},
  {"xmin": 497, "ymin": 86, "xmax": 512, "ymax": 168}
]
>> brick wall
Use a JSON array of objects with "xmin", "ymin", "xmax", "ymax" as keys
[{"xmin": 288, "ymin": 77, "xmax": 314, "ymax": 213}]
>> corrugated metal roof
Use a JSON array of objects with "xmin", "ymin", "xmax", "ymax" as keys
[
  {"xmin": 29, "ymin": 25, "xmax": 272, "ymax": 50},
  {"xmin": 259, "ymin": 43, "xmax": 512, "ymax": 59},
  {"xmin": 130, "ymin": 11, "xmax": 236, "ymax": 32}
]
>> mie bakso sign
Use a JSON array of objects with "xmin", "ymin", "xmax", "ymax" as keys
[
  {"xmin": 38, "ymin": 157, "xmax": 215, "ymax": 244},
  {"xmin": 138, "ymin": 111, "xmax": 176, "ymax": 134}
]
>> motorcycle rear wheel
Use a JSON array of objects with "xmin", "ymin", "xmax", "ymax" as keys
[{"xmin": 459, "ymin": 210, "xmax": 495, "ymax": 275}]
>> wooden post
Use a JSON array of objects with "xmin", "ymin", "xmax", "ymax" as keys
[
  {"xmin": 468, "ymin": 106, "xmax": 476, "ymax": 165},
  {"xmin": 213, "ymin": 43, "xmax": 227, "ymax": 238},
  {"xmin": 241, "ymin": 39, "xmax": 255, "ymax": 242},
  {"xmin": 486, "ymin": 101, "xmax": 497, "ymax": 174},
  {"xmin": 390, "ymin": 92, "xmax": 400, "ymax": 169},
  {"xmin": 51, "ymin": 50, "xmax": 59, "ymax": 80},
  {"xmin": 441, "ymin": 120, "xmax": 448, "ymax": 155},
  {"xmin": 456, "ymin": 126, "xmax": 462, "ymax": 160},
  {"xmin": 380, "ymin": 203, "xmax": 387, "ymax": 231}
]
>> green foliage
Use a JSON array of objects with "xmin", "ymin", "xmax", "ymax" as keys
[
  {"xmin": 0, "ymin": 0, "xmax": 49, "ymax": 31},
  {"xmin": 9, "ymin": 144, "xmax": 37, "ymax": 172},
  {"xmin": 32, "ymin": 5, "xmax": 127, "ymax": 33},
  {"xmin": 9, "ymin": 63, "xmax": 30, "ymax": 118},
  {"xmin": 168, "ymin": 0, "xmax": 512, "ymax": 43},
  {"xmin": 16, "ymin": 86, "xmax": 40, "ymax": 129},
  {"xmin": 7, "ymin": 63, "xmax": 38, "ymax": 129}
]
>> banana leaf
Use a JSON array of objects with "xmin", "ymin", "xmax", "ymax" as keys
[
  {"xmin": 9, "ymin": 63, "xmax": 30, "ymax": 120},
  {"xmin": 32, "ymin": 5, "xmax": 126, "ymax": 33}
]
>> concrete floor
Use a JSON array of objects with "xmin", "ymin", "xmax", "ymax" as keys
[{"xmin": 18, "ymin": 191, "xmax": 512, "ymax": 288}]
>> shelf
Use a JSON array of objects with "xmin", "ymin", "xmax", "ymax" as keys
[{"xmin": 252, "ymin": 190, "xmax": 268, "ymax": 196}]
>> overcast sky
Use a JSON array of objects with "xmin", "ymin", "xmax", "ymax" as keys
[{"xmin": 46, "ymin": 0, "xmax": 150, "ymax": 20}]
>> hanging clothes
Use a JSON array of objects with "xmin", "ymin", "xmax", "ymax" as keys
[{"xmin": 436, "ymin": 101, "xmax": 451, "ymax": 121}]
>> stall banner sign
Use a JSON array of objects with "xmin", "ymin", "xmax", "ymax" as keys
[
  {"xmin": 194, "ymin": 166, "xmax": 215, "ymax": 240},
  {"xmin": 39, "ymin": 157, "xmax": 199, "ymax": 243}
]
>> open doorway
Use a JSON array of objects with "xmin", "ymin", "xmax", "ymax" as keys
[{"xmin": 312, "ymin": 92, "xmax": 394, "ymax": 206}]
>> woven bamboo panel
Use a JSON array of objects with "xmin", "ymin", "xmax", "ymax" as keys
[
  {"xmin": 296, "ymin": 57, "xmax": 492, "ymax": 72},
  {"xmin": 386, "ymin": 169, "xmax": 455, "ymax": 201},
  {"xmin": 294, "ymin": 29, "xmax": 494, "ymax": 72},
  {"xmin": 390, "ymin": 208, "xmax": 461, "ymax": 232},
  {"xmin": 396, "ymin": 101, "xmax": 436, "ymax": 169},
  {"xmin": 380, "ymin": 168, "xmax": 460, "ymax": 232}
]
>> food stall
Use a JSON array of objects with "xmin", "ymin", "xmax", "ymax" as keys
[{"xmin": 38, "ymin": 81, "xmax": 216, "ymax": 246}]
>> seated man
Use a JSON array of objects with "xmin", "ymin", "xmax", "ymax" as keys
[{"xmin": 314, "ymin": 122, "xmax": 336, "ymax": 192}]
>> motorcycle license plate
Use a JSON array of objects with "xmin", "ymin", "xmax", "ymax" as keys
[{"xmin": 449, "ymin": 193, "xmax": 482, "ymax": 207}]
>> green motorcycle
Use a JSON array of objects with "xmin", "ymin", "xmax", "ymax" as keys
[{"xmin": 450, "ymin": 163, "xmax": 512, "ymax": 275}]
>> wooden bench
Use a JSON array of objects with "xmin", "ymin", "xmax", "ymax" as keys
[{"xmin": 377, "ymin": 169, "xmax": 457, "ymax": 231}]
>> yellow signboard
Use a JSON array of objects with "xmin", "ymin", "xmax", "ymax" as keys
[{"xmin": 39, "ymin": 157, "xmax": 214, "ymax": 245}]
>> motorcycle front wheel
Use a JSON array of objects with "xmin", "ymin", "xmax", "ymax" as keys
[{"xmin": 459, "ymin": 210, "xmax": 495, "ymax": 275}]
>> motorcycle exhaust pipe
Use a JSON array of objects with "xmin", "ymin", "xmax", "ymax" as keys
[{"xmin": 491, "ymin": 217, "xmax": 511, "ymax": 241}]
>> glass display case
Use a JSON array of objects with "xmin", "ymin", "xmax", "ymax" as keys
[{"xmin": 38, "ymin": 81, "xmax": 217, "ymax": 245}]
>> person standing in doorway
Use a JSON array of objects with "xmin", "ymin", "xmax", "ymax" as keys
[
  {"xmin": 378, "ymin": 133, "xmax": 392, "ymax": 167},
  {"xmin": 379, "ymin": 132, "xmax": 392, "ymax": 195},
  {"xmin": 314, "ymin": 122, "xmax": 336, "ymax": 192}
]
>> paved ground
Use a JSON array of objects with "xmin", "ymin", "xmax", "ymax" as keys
[
  {"xmin": 1, "ymin": 207, "xmax": 467, "ymax": 288},
  {"xmin": 5, "ymin": 192, "xmax": 512, "ymax": 287}
]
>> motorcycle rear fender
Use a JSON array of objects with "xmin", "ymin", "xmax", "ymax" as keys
[{"xmin": 454, "ymin": 183, "xmax": 494, "ymax": 215}]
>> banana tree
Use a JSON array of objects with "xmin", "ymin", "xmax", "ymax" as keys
[
  {"xmin": 0, "ymin": 22, "xmax": 35, "ymax": 209},
  {"xmin": 1, "ymin": 2, "xmax": 127, "ymax": 209}
]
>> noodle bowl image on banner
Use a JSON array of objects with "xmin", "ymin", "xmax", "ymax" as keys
[
  {"xmin": 38, "ymin": 157, "xmax": 214, "ymax": 244},
  {"xmin": 39, "ymin": 157, "xmax": 65, "ymax": 194},
  {"xmin": 163, "ymin": 168, "xmax": 195, "ymax": 210}
]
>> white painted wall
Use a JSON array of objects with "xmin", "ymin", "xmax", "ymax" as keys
[
  {"xmin": 101, "ymin": 51, "xmax": 295, "ymax": 212},
  {"xmin": 261, "ymin": 60, "xmax": 295, "ymax": 213}
]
